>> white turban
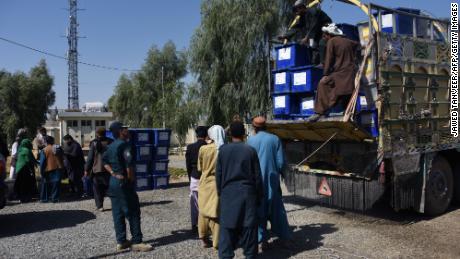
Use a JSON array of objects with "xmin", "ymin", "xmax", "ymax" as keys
[
  {"xmin": 208, "ymin": 125, "xmax": 226, "ymax": 150},
  {"xmin": 322, "ymin": 23, "xmax": 344, "ymax": 36}
]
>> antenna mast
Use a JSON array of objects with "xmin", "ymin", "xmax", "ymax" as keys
[{"xmin": 67, "ymin": 0, "xmax": 80, "ymax": 110}]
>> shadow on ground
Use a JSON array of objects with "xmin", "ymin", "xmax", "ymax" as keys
[
  {"xmin": 148, "ymin": 228, "xmax": 196, "ymax": 248},
  {"xmin": 168, "ymin": 181, "xmax": 189, "ymax": 189},
  {"xmin": 258, "ymin": 223, "xmax": 338, "ymax": 258},
  {"xmin": 283, "ymin": 194, "xmax": 460, "ymax": 225},
  {"xmin": 0, "ymin": 210, "xmax": 95, "ymax": 238},
  {"xmin": 88, "ymin": 229, "xmax": 195, "ymax": 259},
  {"xmin": 140, "ymin": 200, "xmax": 173, "ymax": 207}
]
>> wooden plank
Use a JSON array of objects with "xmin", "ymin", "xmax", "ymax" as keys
[{"xmin": 266, "ymin": 120, "xmax": 372, "ymax": 142}]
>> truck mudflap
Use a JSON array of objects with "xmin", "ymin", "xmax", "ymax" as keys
[{"xmin": 284, "ymin": 168, "xmax": 385, "ymax": 211}]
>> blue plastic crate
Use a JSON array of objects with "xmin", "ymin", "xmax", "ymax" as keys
[
  {"xmin": 273, "ymin": 69, "xmax": 291, "ymax": 93},
  {"xmin": 300, "ymin": 97, "xmax": 315, "ymax": 116},
  {"xmin": 356, "ymin": 94, "xmax": 375, "ymax": 112},
  {"xmin": 154, "ymin": 146, "xmax": 169, "ymax": 160},
  {"xmin": 378, "ymin": 8, "xmax": 421, "ymax": 35},
  {"xmin": 152, "ymin": 174, "xmax": 170, "ymax": 189},
  {"xmin": 272, "ymin": 115, "xmax": 292, "ymax": 121},
  {"xmin": 129, "ymin": 129, "xmax": 153, "ymax": 145},
  {"xmin": 153, "ymin": 129, "xmax": 171, "ymax": 147},
  {"xmin": 152, "ymin": 160, "xmax": 169, "ymax": 175},
  {"xmin": 136, "ymin": 176, "xmax": 153, "ymax": 191},
  {"xmin": 135, "ymin": 145, "xmax": 155, "ymax": 161},
  {"xmin": 290, "ymin": 66, "xmax": 322, "ymax": 93},
  {"xmin": 337, "ymin": 23, "xmax": 360, "ymax": 42},
  {"xmin": 134, "ymin": 161, "xmax": 150, "ymax": 177},
  {"xmin": 358, "ymin": 109, "xmax": 379, "ymax": 137},
  {"xmin": 273, "ymin": 94, "xmax": 300, "ymax": 116},
  {"xmin": 275, "ymin": 43, "xmax": 310, "ymax": 70}
]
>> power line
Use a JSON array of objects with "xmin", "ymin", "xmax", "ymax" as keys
[{"xmin": 0, "ymin": 36, "xmax": 140, "ymax": 72}]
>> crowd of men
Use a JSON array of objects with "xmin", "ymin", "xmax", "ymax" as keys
[
  {"xmin": 2, "ymin": 127, "xmax": 109, "ymax": 205},
  {"xmin": 186, "ymin": 117, "xmax": 291, "ymax": 259}
]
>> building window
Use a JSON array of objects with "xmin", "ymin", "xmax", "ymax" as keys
[
  {"xmin": 67, "ymin": 120, "xmax": 78, "ymax": 127},
  {"xmin": 95, "ymin": 120, "xmax": 106, "ymax": 127},
  {"xmin": 81, "ymin": 120, "xmax": 92, "ymax": 127}
]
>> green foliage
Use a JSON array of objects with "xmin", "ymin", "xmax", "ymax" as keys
[
  {"xmin": 189, "ymin": 0, "xmax": 293, "ymax": 125},
  {"xmin": 171, "ymin": 82, "xmax": 205, "ymax": 147},
  {"xmin": 109, "ymin": 41, "xmax": 201, "ymax": 147},
  {"xmin": 0, "ymin": 60, "xmax": 55, "ymax": 143}
]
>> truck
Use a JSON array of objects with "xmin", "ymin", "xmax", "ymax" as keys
[{"xmin": 267, "ymin": 1, "xmax": 455, "ymax": 215}]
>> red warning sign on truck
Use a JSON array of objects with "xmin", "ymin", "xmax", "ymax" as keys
[{"xmin": 318, "ymin": 177, "xmax": 332, "ymax": 196}]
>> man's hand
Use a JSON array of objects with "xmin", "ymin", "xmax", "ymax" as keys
[
  {"xmin": 300, "ymin": 37, "xmax": 309, "ymax": 46},
  {"xmin": 84, "ymin": 171, "xmax": 88, "ymax": 177}
]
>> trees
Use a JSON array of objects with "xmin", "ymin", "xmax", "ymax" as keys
[
  {"xmin": 0, "ymin": 60, "xmax": 55, "ymax": 143},
  {"xmin": 108, "ymin": 41, "xmax": 196, "ymax": 147},
  {"xmin": 189, "ymin": 0, "xmax": 292, "ymax": 125}
]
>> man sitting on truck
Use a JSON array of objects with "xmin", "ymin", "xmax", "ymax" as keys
[
  {"xmin": 278, "ymin": 0, "xmax": 332, "ymax": 65},
  {"xmin": 308, "ymin": 23, "xmax": 360, "ymax": 122}
]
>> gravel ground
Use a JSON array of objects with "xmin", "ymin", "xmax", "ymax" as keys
[
  {"xmin": 1, "ymin": 155, "xmax": 460, "ymax": 259},
  {"xmin": 1, "ymin": 181, "xmax": 460, "ymax": 259}
]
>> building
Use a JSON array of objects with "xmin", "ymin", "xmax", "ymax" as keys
[{"xmin": 57, "ymin": 111, "xmax": 113, "ymax": 148}]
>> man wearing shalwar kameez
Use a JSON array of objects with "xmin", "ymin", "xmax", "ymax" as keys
[
  {"xmin": 248, "ymin": 116, "xmax": 292, "ymax": 250},
  {"xmin": 185, "ymin": 126, "xmax": 208, "ymax": 234},
  {"xmin": 308, "ymin": 23, "xmax": 360, "ymax": 122},
  {"xmin": 216, "ymin": 121, "xmax": 263, "ymax": 259},
  {"xmin": 197, "ymin": 125, "xmax": 225, "ymax": 249}
]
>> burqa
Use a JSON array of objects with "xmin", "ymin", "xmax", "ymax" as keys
[{"xmin": 247, "ymin": 131, "xmax": 292, "ymax": 243}]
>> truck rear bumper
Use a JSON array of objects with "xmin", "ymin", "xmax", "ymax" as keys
[{"xmin": 285, "ymin": 168, "xmax": 386, "ymax": 211}]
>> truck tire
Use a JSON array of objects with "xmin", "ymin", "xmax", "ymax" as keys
[
  {"xmin": 453, "ymin": 164, "xmax": 460, "ymax": 204},
  {"xmin": 425, "ymin": 156, "xmax": 453, "ymax": 216}
]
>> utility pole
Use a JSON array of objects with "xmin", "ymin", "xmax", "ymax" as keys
[
  {"xmin": 161, "ymin": 66, "xmax": 165, "ymax": 129},
  {"xmin": 67, "ymin": 0, "xmax": 80, "ymax": 110}
]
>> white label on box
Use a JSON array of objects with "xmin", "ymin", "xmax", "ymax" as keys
[
  {"xmin": 274, "ymin": 96, "xmax": 286, "ymax": 108},
  {"xmin": 155, "ymin": 162, "xmax": 166, "ymax": 171},
  {"xmin": 275, "ymin": 72, "xmax": 286, "ymax": 85},
  {"xmin": 302, "ymin": 99, "xmax": 314, "ymax": 110},
  {"xmin": 278, "ymin": 47, "xmax": 291, "ymax": 61},
  {"xmin": 293, "ymin": 72, "xmax": 307, "ymax": 86},
  {"xmin": 382, "ymin": 14, "xmax": 393, "ymax": 28},
  {"xmin": 156, "ymin": 177, "xmax": 167, "ymax": 186},
  {"xmin": 159, "ymin": 132, "xmax": 169, "ymax": 141},
  {"xmin": 137, "ymin": 178, "xmax": 148, "ymax": 187},
  {"xmin": 360, "ymin": 96, "xmax": 368, "ymax": 108},
  {"xmin": 137, "ymin": 133, "xmax": 149, "ymax": 142},
  {"xmin": 157, "ymin": 147, "xmax": 167, "ymax": 156},
  {"xmin": 139, "ymin": 146, "xmax": 150, "ymax": 156},
  {"xmin": 136, "ymin": 164, "xmax": 147, "ymax": 173}
]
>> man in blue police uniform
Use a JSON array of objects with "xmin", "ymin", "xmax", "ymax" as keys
[{"xmin": 103, "ymin": 121, "xmax": 153, "ymax": 252}]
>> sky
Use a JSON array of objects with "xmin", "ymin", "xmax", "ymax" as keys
[{"xmin": 0, "ymin": 0, "xmax": 454, "ymax": 109}]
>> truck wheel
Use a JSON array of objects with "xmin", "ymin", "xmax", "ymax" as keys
[
  {"xmin": 453, "ymin": 164, "xmax": 460, "ymax": 204},
  {"xmin": 425, "ymin": 156, "xmax": 453, "ymax": 216}
]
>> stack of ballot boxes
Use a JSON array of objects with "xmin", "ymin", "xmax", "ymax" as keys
[
  {"xmin": 272, "ymin": 43, "xmax": 323, "ymax": 120},
  {"xmin": 272, "ymin": 36, "xmax": 379, "ymax": 137}
]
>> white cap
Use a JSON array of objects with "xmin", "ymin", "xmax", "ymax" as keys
[{"xmin": 322, "ymin": 23, "xmax": 344, "ymax": 36}]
